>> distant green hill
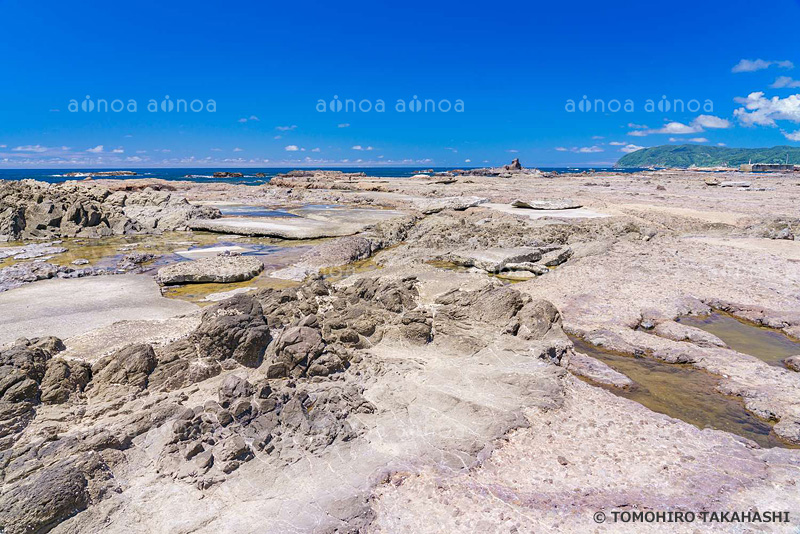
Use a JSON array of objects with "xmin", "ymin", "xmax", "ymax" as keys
[{"xmin": 616, "ymin": 145, "xmax": 800, "ymax": 168}]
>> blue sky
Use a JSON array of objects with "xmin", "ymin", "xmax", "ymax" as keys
[{"xmin": 1, "ymin": 0, "xmax": 799, "ymax": 168}]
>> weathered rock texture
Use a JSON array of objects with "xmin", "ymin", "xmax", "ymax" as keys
[
  {"xmin": 156, "ymin": 255, "xmax": 264, "ymax": 285},
  {"xmin": 0, "ymin": 179, "xmax": 220, "ymax": 241}
]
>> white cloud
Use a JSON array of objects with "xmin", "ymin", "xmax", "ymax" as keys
[
  {"xmin": 507, "ymin": 149, "xmax": 519, "ymax": 153},
  {"xmin": 238, "ymin": 115, "xmax": 260, "ymax": 123},
  {"xmin": 629, "ymin": 115, "xmax": 731, "ymax": 136},
  {"xmin": 591, "ymin": 135, "xmax": 605, "ymax": 140},
  {"xmin": 351, "ymin": 145, "xmax": 374, "ymax": 151},
  {"xmin": 557, "ymin": 146, "xmax": 604, "ymax": 153},
  {"xmin": 734, "ymin": 92, "xmax": 800, "ymax": 126},
  {"xmin": 620, "ymin": 144, "xmax": 645, "ymax": 153},
  {"xmin": 693, "ymin": 115, "xmax": 731, "ymax": 129},
  {"xmin": 717, "ymin": 142, "xmax": 727, "ymax": 146},
  {"xmin": 338, "ymin": 123, "xmax": 350, "ymax": 128},
  {"xmin": 311, "ymin": 147, "xmax": 321, "ymax": 152},
  {"xmin": 211, "ymin": 148, "xmax": 222, "ymax": 152},
  {"xmin": 233, "ymin": 147, "xmax": 243, "ymax": 152},
  {"xmin": 464, "ymin": 159, "xmax": 471, "ymax": 163},
  {"xmin": 125, "ymin": 156, "xmax": 143, "ymax": 162},
  {"xmin": 628, "ymin": 123, "xmax": 648, "ymax": 129},
  {"xmin": 687, "ymin": 137, "xmax": 709, "ymax": 143},
  {"xmin": 732, "ymin": 59, "xmax": 794, "ymax": 73},
  {"xmin": 0, "ymin": 144, "xmax": 5, "ymax": 148},
  {"xmin": 772, "ymin": 76, "xmax": 800, "ymax": 89},
  {"xmin": 276, "ymin": 125, "xmax": 297, "ymax": 131},
  {"xmin": 12, "ymin": 145, "xmax": 49, "ymax": 152},
  {"xmin": 659, "ymin": 122, "xmax": 702, "ymax": 134},
  {"xmin": 784, "ymin": 130, "xmax": 800, "ymax": 141},
  {"xmin": 608, "ymin": 141, "xmax": 626, "ymax": 146},
  {"xmin": 112, "ymin": 147, "xmax": 124, "ymax": 154},
  {"xmin": 86, "ymin": 145, "xmax": 104, "ymax": 153},
  {"xmin": 285, "ymin": 145, "xmax": 300, "ymax": 151}
]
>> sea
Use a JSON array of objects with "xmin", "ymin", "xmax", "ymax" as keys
[{"xmin": 0, "ymin": 167, "xmax": 648, "ymax": 185}]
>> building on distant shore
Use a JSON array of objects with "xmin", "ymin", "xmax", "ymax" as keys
[{"xmin": 740, "ymin": 163, "xmax": 797, "ymax": 172}]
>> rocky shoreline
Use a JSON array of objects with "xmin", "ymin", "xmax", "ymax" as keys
[{"xmin": 2, "ymin": 166, "xmax": 800, "ymax": 533}]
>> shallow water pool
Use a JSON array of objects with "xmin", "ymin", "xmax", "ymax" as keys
[
  {"xmin": 569, "ymin": 335, "xmax": 790, "ymax": 448},
  {"xmin": 678, "ymin": 312, "xmax": 800, "ymax": 366}
]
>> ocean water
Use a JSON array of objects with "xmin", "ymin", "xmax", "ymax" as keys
[{"xmin": 0, "ymin": 166, "xmax": 648, "ymax": 185}]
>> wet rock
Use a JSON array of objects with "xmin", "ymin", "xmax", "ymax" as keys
[
  {"xmin": 412, "ymin": 196, "xmax": 488, "ymax": 214},
  {"xmin": 540, "ymin": 247, "xmax": 573, "ymax": 267},
  {"xmin": 567, "ymin": 351, "xmax": 634, "ymax": 388},
  {"xmin": 511, "ymin": 198, "xmax": 582, "ymax": 210},
  {"xmin": 653, "ymin": 321, "xmax": 727, "ymax": 348},
  {"xmin": 784, "ymin": 355, "xmax": 800, "ymax": 372},
  {"xmin": 156, "ymin": 255, "xmax": 264, "ymax": 285},
  {"xmin": 504, "ymin": 262, "xmax": 550, "ymax": 275},
  {"xmin": 774, "ymin": 418, "xmax": 800, "ymax": 445},
  {"xmin": 449, "ymin": 247, "xmax": 542, "ymax": 272},
  {"xmin": 271, "ymin": 236, "xmax": 374, "ymax": 281},
  {"xmin": 0, "ymin": 261, "xmax": 60, "ymax": 292},
  {"xmin": 0, "ymin": 241, "xmax": 67, "ymax": 260}
]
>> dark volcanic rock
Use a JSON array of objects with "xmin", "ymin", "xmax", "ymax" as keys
[
  {"xmin": 151, "ymin": 295, "xmax": 271, "ymax": 391},
  {"xmin": 90, "ymin": 343, "xmax": 158, "ymax": 395},
  {"xmin": 40, "ymin": 358, "xmax": 91, "ymax": 404},
  {"xmin": 269, "ymin": 316, "xmax": 327, "ymax": 378},
  {"xmin": 0, "ymin": 454, "xmax": 111, "ymax": 534},
  {"xmin": 194, "ymin": 295, "xmax": 271, "ymax": 367}
]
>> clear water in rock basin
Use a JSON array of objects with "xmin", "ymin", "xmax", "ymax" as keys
[
  {"xmin": 569, "ymin": 335, "xmax": 789, "ymax": 448},
  {"xmin": 678, "ymin": 312, "xmax": 800, "ymax": 367}
]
